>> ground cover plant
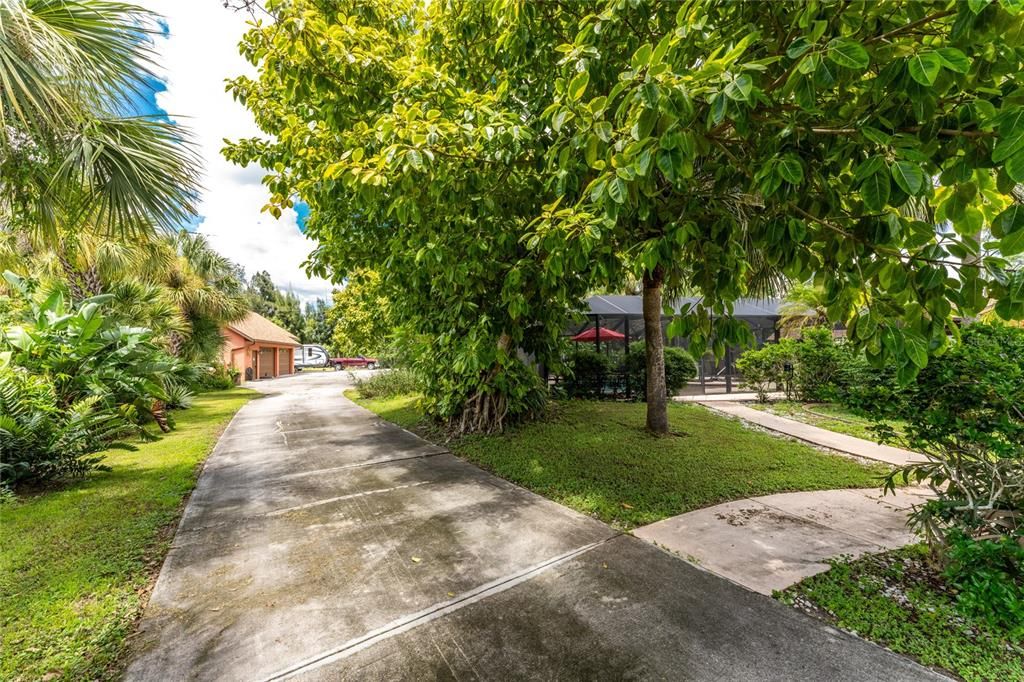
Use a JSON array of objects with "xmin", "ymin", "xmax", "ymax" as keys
[
  {"xmin": 780, "ymin": 546, "xmax": 1023, "ymax": 682},
  {"xmin": 348, "ymin": 391, "xmax": 888, "ymax": 528},
  {"xmin": 0, "ymin": 388, "xmax": 255, "ymax": 681},
  {"xmin": 749, "ymin": 401, "xmax": 908, "ymax": 443}
]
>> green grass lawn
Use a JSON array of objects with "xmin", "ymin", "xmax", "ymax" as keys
[
  {"xmin": 349, "ymin": 392, "xmax": 891, "ymax": 528},
  {"xmin": 779, "ymin": 546, "xmax": 1024, "ymax": 682},
  {"xmin": 0, "ymin": 388, "xmax": 256, "ymax": 682},
  {"xmin": 749, "ymin": 400, "xmax": 908, "ymax": 442}
]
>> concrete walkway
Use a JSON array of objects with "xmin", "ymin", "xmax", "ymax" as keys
[
  {"xmin": 700, "ymin": 401, "xmax": 925, "ymax": 466},
  {"xmin": 126, "ymin": 372, "xmax": 945, "ymax": 681},
  {"xmin": 634, "ymin": 487, "xmax": 932, "ymax": 595}
]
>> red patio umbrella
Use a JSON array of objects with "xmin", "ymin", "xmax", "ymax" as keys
[{"xmin": 570, "ymin": 326, "xmax": 625, "ymax": 342}]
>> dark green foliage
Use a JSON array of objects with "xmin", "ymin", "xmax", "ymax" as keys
[
  {"xmin": 885, "ymin": 324, "xmax": 1024, "ymax": 546},
  {"xmin": 901, "ymin": 323, "xmax": 1024, "ymax": 461},
  {"xmin": 353, "ymin": 369, "xmax": 421, "ymax": 400},
  {"xmin": 620, "ymin": 343, "xmax": 696, "ymax": 396},
  {"xmin": 944, "ymin": 532, "xmax": 1024, "ymax": 638},
  {"xmin": 195, "ymin": 364, "xmax": 238, "ymax": 391},
  {"xmin": 782, "ymin": 546, "xmax": 1024, "ymax": 682},
  {"xmin": 831, "ymin": 345, "xmax": 908, "ymax": 419},
  {"xmin": 1, "ymin": 275, "xmax": 175, "ymax": 420},
  {"xmin": 565, "ymin": 348, "xmax": 613, "ymax": 398},
  {"xmin": 794, "ymin": 327, "xmax": 842, "ymax": 401},
  {"xmin": 735, "ymin": 339, "xmax": 799, "ymax": 401},
  {"xmin": 0, "ymin": 364, "xmax": 137, "ymax": 487}
]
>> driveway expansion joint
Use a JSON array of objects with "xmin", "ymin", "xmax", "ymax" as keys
[{"xmin": 262, "ymin": 535, "xmax": 622, "ymax": 681}]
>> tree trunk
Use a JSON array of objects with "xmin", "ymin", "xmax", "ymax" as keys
[{"xmin": 643, "ymin": 265, "xmax": 669, "ymax": 434}]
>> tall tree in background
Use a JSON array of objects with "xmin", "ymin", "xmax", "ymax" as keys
[
  {"xmin": 327, "ymin": 270, "xmax": 394, "ymax": 357},
  {"xmin": 243, "ymin": 270, "xmax": 305, "ymax": 338},
  {"xmin": 301, "ymin": 298, "xmax": 332, "ymax": 344}
]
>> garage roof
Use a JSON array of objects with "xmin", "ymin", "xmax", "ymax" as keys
[{"xmin": 227, "ymin": 312, "xmax": 301, "ymax": 346}]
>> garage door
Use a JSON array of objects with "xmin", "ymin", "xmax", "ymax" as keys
[
  {"xmin": 278, "ymin": 348, "xmax": 291, "ymax": 376},
  {"xmin": 259, "ymin": 348, "xmax": 275, "ymax": 379}
]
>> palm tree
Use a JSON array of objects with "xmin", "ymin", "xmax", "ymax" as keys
[
  {"xmin": 778, "ymin": 282, "xmax": 830, "ymax": 334},
  {"xmin": 0, "ymin": 0, "xmax": 200, "ymax": 238}
]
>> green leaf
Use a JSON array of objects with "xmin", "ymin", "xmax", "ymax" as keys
[
  {"xmin": 935, "ymin": 47, "xmax": 970, "ymax": 74},
  {"xmin": 567, "ymin": 71, "xmax": 589, "ymax": 101},
  {"xmin": 1005, "ymin": 149, "xmax": 1024, "ymax": 183},
  {"xmin": 907, "ymin": 52, "xmax": 942, "ymax": 85},
  {"xmin": 890, "ymin": 161, "xmax": 926, "ymax": 195},
  {"xmin": 631, "ymin": 43, "xmax": 653, "ymax": 70},
  {"xmin": 777, "ymin": 156, "xmax": 804, "ymax": 184},
  {"xmin": 826, "ymin": 38, "xmax": 869, "ymax": 69},
  {"xmin": 786, "ymin": 37, "xmax": 812, "ymax": 59},
  {"xmin": 639, "ymin": 82, "xmax": 660, "ymax": 108},
  {"xmin": 904, "ymin": 334, "xmax": 929, "ymax": 369},
  {"xmin": 992, "ymin": 109, "xmax": 1024, "ymax": 162},
  {"xmin": 992, "ymin": 204, "xmax": 1024, "ymax": 238},
  {"xmin": 608, "ymin": 177, "xmax": 627, "ymax": 204},
  {"xmin": 1001, "ymin": 229, "xmax": 1024, "ymax": 256},
  {"xmin": 861, "ymin": 126, "xmax": 891, "ymax": 145},
  {"xmin": 723, "ymin": 73, "xmax": 752, "ymax": 101},
  {"xmin": 943, "ymin": 183, "xmax": 976, "ymax": 222},
  {"xmin": 967, "ymin": 0, "xmax": 990, "ymax": 13},
  {"xmin": 861, "ymin": 172, "xmax": 891, "ymax": 210}
]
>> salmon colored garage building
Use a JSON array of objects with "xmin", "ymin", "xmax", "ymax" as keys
[{"xmin": 221, "ymin": 312, "xmax": 301, "ymax": 382}]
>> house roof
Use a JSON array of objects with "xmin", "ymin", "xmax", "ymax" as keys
[
  {"xmin": 227, "ymin": 311, "xmax": 301, "ymax": 347},
  {"xmin": 585, "ymin": 294, "xmax": 782, "ymax": 318}
]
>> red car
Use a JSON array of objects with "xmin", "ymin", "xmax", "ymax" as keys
[{"xmin": 331, "ymin": 355, "xmax": 378, "ymax": 370}]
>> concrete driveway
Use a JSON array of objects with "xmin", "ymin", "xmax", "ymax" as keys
[{"xmin": 126, "ymin": 371, "xmax": 946, "ymax": 681}]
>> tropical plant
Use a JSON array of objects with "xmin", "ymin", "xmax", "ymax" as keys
[
  {"xmin": 0, "ymin": 0, "xmax": 199, "ymax": 238},
  {"xmin": 0, "ymin": 272, "xmax": 177, "ymax": 429},
  {"xmin": 779, "ymin": 283, "xmax": 830, "ymax": 335},
  {"xmin": 0, "ymin": 359, "xmax": 138, "ymax": 487},
  {"xmin": 883, "ymin": 323, "xmax": 1024, "ymax": 547},
  {"xmin": 735, "ymin": 340, "xmax": 799, "ymax": 402}
]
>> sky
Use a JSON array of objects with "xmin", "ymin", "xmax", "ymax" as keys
[{"xmin": 137, "ymin": 1, "xmax": 334, "ymax": 302}]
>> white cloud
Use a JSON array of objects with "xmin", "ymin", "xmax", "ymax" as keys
[{"xmin": 140, "ymin": 0, "xmax": 334, "ymax": 302}]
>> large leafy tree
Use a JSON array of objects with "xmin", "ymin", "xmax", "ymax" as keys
[
  {"xmin": 230, "ymin": 0, "xmax": 1024, "ymax": 435},
  {"xmin": 526, "ymin": 0, "xmax": 1024, "ymax": 431},
  {"xmin": 227, "ymin": 0, "xmax": 616, "ymax": 433}
]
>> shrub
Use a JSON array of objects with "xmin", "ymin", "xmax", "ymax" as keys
[
  {"xmin": 735, "ymin": 339, "xmax": 798, "ymax": 401},
  {"xmin": 794, "ymin": 327, "xmax": 842, "ymax": 401},
  {"xmin": 163, "ymin": 383, "xmax": 196, "ymax": 410},
  {"xmin": 353, "ymin": 368, "xmax": 420, "ymax": 399},
  {"xmin": 618, "ymin": 343, "xmax": 696, "ymax": 397},
  {"xmin": 1, "ymin": 274, "xmax": 184, "ymax": 429},
  {"xmin": 0, "ymin": 362, "xmax": 138, "ymax": 487},
  {"xmin": 196, "ymin": 364, "xmax": 238, "ymax": 391},
  {"xmin": 831, "ymin": 344, "xmax": 908, "ymax": 418},
  {"xmin": 944, "ymin": 532, "xmax": 1024, "ymax": 638},
  {"xmin": 565, "ymin": 348, "xmax": 613, "ymax": 398},
  {"xmin": 873, "ymin": 322, "xmax": 1024, "ymax": 641}
]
